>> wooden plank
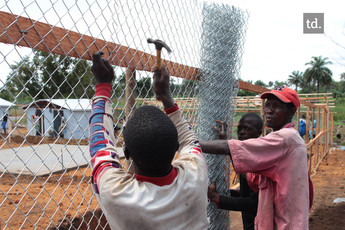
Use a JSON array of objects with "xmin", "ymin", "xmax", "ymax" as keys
[
  {"xmin": 0, "ymin": 10, "xmax": 337, "ymax": 102},
  {"xmin": 0, "ymin": 11, "xmax": 199, "ymax": 80},
  {"xmin": 238, "ymin": 81, "xmax": 269, "ymax": 94},
  {"xmin": 298, "ymin": 93, "xmax": 333, "ymax": 96},
  {"xmin": 300, "ymin": 97, "xmax": 334, "ymax": 100},
  {"xmin": 125, "ymin": 68, "xmax": 136, "ymax": 118},
  {"xmin": 0, "ymin": 11, "xmax": 274, "ymax": 93}
]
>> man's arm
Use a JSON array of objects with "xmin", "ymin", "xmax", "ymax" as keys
[
  {"xmin": 199, "ymin": 119, "xmax": 231, "ymax": 156},
  {"xmin": 218, "ymin": 192, "xmax": 258, "ymax": 214},
  {"xmin": 89, "ymin": 51, "xmax": 122, "ymax": 194},
  {"xmin": 208, "ymin": 182, "xmax": 258, "ymax": 213},
  {"xmin": 199, "ymin": 140, "xmax": 230, "ymax": 156},
  {"xmin": 153, "ymin": 66, "xmax": 201, "ymax": 155}
]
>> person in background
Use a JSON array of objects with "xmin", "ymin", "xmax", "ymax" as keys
[
  {"xmin": 200, "ymin": 86, "xmax": 313, "ymax": 230},
  {"xmin": 2, "ymin": 114, "xmax": 8, "ymax": 134},
  {"xmin": 58, "ymin": 111, "xmax": 66, "ymax": 138},
  {"xmin": 309, "ymin": 119, "xmax": 317, "ymax": 139},
  {"xmin": 299, "ymin": 114, "xmax": 306, "ymax": 138},
  {"xmin": 208, "ymin": 113, "xmax": 263, "ymax": 230},
  {"xmin": 33, "ymin": 112, "xmax": 41, "ymax": 136},
  {"xmin": 88, "ymin": 51, "xmax": 209, "ymax": 229}
]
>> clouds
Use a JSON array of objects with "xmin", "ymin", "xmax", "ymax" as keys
[{"xmin": 236, "ymin": 0, "xmax": 345, "ymax": 83}]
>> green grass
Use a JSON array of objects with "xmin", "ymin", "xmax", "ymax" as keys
[
  {"xmin": 333, "ymin": 98, "xmax": 345, "ymax": 123},
  {"xmin": 331, "ymin": 98, "xmax": 345, "ymax": 144}
]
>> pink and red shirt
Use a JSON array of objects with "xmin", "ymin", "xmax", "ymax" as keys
[{"xmin": 229, "ymin": 123, "xmax": 311, "ymax": 230}]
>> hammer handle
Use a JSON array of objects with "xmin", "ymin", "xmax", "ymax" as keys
[{"xmin": 156, "ymin": 50, "xmax": 162, "ymax": 70}]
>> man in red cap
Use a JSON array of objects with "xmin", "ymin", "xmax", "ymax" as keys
[{"xmin": 200, "ymin": 85, "xmax": 312, "ymax": 230}]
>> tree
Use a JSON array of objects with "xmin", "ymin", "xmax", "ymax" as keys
[
  {"xmin": 288, "ymin": 71, "xmax": 303, "ymax": 91},
  {"xmin": 273, "ymin": 80, "xmax": 287, "ymax": 88},
  {"xmin": 66, "ymin": 58, "xmax": 95, "ymax": 98},
  {"xmin": 1, "ymin": 51, "xmax": 95, "ymax": 103},
  {"xmin": 136, "ymin": 77, "xmax": 153, "ymax": 98},
  {"xmin": 180, "ymin": 79, "xmax": 198, "ymax": 97},
  {"xmin": 254, "ymin": 80, "xmax": 267, "ymax": 87},
  {"xmin": 113, "ymin": 72, "xmax": 126, "ymax": 98},
  {"xmin": 33, "ymin": 51, "xmax": 94, "ymax": 98},
  {"xmin": 304, "ymin": 56, "xmax": 333, "ymax": 93},
  {"xmin": 341, "ymin": 72, "xmax": 345, "ymax": 81},
  {"xmin": 3, "ymin": 56, "xmax": 43, "ymax": 103}
]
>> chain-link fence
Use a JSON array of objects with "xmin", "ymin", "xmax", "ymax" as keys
[{"xmin": 0, "ymin": 0, "xmax": 246, "ymax": 229}]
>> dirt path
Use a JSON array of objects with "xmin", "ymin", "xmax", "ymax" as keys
[
  {"xmin": 309, "ymin": 148, "xmax": 345, "ymax": 230},
  {"xmin": 229, "ymin": 148, "xmax": 345, "ymax": 230}
]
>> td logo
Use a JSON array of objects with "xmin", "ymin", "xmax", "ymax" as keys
[{"xmin": 303, "ymin": 13, "xmax": 324, "ymax": 34}]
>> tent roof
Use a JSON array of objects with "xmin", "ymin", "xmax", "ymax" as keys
[
  {"xmin": 0, "ymin": 98, "xmax": 15, "ymax": 107},
  {"xmin": 22, "ymin": 99, "xmax": 91, "ymax": 111}
]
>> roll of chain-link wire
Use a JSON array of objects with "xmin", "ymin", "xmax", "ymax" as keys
[{"xmin": 197, "ymin": 3, "xmax": 248, "ymax": 230}]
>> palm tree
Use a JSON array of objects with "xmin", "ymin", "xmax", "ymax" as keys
[
  {"xmin": 288, "ymin": 71, "xmax": 303, "ymax": 91},
  {"xmin": 341, "ymin": 72, "xmax": 345, "ymax": 81},
  {"xmin": 304, "ymin": 56, "xmax": 333, "ymax": 93}
]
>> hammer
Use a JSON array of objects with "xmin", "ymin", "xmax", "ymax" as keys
[{"xmin": 147, "ymin": 38, "xmax": 172, "ymax": 70}]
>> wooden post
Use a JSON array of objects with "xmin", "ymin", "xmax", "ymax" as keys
[
  {"xmin": 321, "ymin": 107, "xmax": 325, "ymax": 153},
  {"xmin": 8, "ymin": 118, "xmax": 12, "ymax": 143},
  {"xmin": 124, "ymin": 67, "xmax": 136, "ymax": 172},
  {"xmin": 247, "ymin": 98, "xmax": 250, "ymax": 113},
  {"xmin": 40, "ymin": 115, "xmax": 44, "ymax": 136},
  {"xmin": 325, "ymin": 108, "xmax": 328, "ymax": 152},
  {"xmin": 125, "ymin": 68, "xmax": 136, "ymax": 118},
  {"xmin": 312, "ymin": 108, "xmax": 315, "ymax": 140},
  {"xmin": 309, "ymin": 107, "xmax": 315, "ymax": 173},
  {"xmin": 305, "ymin": 106, "xmax": 310, "ymax": 144},
  {"xmin": 316, "ymin": 107, "xmax": 320, "ymax": 163},
  {"xmin": 330, "ymin": 112, "xmax": 334, "ymax": 145}
]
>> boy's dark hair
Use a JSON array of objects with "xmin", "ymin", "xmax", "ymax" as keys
[
  {"xmin": 241, "ymin": 113, "xmax": 263, "ymax": 131},
  {"xmin": 124, "ymin": 106, "xmax": 178, "ymax": 172}
]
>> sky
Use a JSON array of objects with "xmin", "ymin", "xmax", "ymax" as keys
[
  {"xmin": 217, "ymin": 0, "xmax": 345, "ymax": 83},
  {"xmin": 0, "ymin": 0, "xmax": 344, "ymax": 85}
]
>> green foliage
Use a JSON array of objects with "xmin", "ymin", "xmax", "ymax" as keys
[
  {"xmin": 0, "ymin": 56, "xmax": 42, "ymax": 102},
  {"xmin": 333, "ymin": 98, "xmax": 345, "ymax": 122},
  {"xmin": 304, "ymin": 56, "xmax": 333, "ymax": 93},
  {"xmin": 1, "ymin": 51, "xmax": 95, "ymax": 104},
  {"xmin": 136, "ymin": 76, "xmax": 154, "ymax": 98},
  {"xmin": 254, "ymin": 80, "xmax": 266, "ymax": 87},
  {"xmin": 288, "ymin": 71, "xmax": 303, "ymax": 91},
  {"xmin": 274, "ymin": 80, "xmax": 288, "ymax": 88}
]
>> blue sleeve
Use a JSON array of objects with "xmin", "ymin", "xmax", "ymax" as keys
[{"xmin": 89, "ymin": 98, "xmax": 122, "ymax": 194}]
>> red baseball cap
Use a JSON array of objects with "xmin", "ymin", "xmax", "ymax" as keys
[{"xmin": 260, "ymin": 85, "xmax": 300, "ymax": 109}]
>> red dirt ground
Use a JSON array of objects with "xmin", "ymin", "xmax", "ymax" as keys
[{"xmin": 1, "ymin": 130, "xmax": 344, "ymax": 229}]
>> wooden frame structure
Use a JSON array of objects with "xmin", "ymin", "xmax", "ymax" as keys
[
  {"xmin": 166, "ymin": 93, "xmax": 334, "ymax": 175},
  {"xmin": 1, "ymin": 11, "xmax": 332, "ymax": 175}
]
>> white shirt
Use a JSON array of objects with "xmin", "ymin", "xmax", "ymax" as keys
[{"xmin": 89, "ymin": 95, "xmax": 209, "ymax": 230}]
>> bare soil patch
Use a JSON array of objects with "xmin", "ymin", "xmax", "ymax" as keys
[{"xmin": 1, "ymin": 128, "xmax": 344, "ymax": 229}]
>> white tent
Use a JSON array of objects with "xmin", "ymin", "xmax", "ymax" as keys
[{"xmin": 23, "ymin": 99, "xmax": 92, "ymax": 139}]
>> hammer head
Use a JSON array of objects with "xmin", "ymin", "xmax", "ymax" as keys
[{"xmin": 147, "ymin": 38, "xmax": 172, "ymax": 53}]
